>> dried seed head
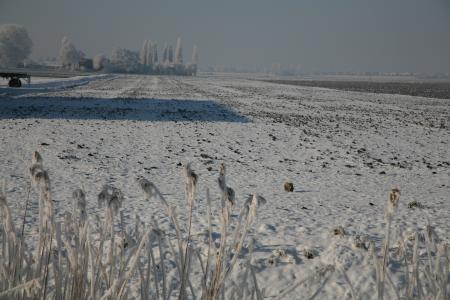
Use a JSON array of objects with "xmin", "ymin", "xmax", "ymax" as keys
[
  {"xmin": 218, "ymin": 163, "xmax": 226, "ymax": 191},
  {"xmin": 32, "ymin": 151, "xmax": 43, "ymax": 165},
  {"xmin": 253, "ymin": 194, "xmax": 267, "ymax": 207},
  {"xmin": 0, "ymin": 181, "xmax": 6, "ymax": 207},
  {"xmin": 245, "ymin": 194, "xmax": 266, "ymax": 207},
  {"xmin": 389, "ymin": 188, "xmax": 400, "ymax": 206},
  {"xmin": 29, "ymin": 164, "xmax": 42, "ymax": 178},
  {"xmin": 63, "ymin": 211, "xmax": 74, "ymax": 231},
  {"xmin": 184, "ymin": 163, "xmax": 198, "ymax": 205},
  {"xmin": 72, "ymin": 188, "xmax": 87, "ymax": 217},
  {"xmin": 72, "ymin": 188, "xmax": 85, "ymax": 205},
  {"xmin": 29, "ymin": 156, "xmax": 51, "ymax": 200},
  {"xmin": 98, "ymin": 184, "xmax": 124, "ymax": 215},
  {"xmin": 184, "ymin": 163, "xmax": 198, "ymax": 186},
  {"xmin": 137, "ymin": 178, "xmax": 169, "ymax": 207},
  {"xmin": 406, "ymin": 232, "xmax": 417, "ymax": 242},
  {"xmin": 30, "ymin": 167, "xmax": 51, "ymax": 191},
  {"xmin": 386, "ymin": 188, "xmax": 401, "ymax": 216},
  {"xmin": 137, "ymin": 177, "xmax": 156, "ymax": 199},
  {"xmin": 217, "ymin": 163, "xmax": 236, "ymax": 210},
  {"xmin": 426, "ymin": 224, "xmax": 436, "ymax": 242},
  {"xmin": 226, "ymin": 186, "xmax": 235, "ymax": 206},
  {"xmin": 392, "ymin": 239, "xmax": 405, "ymax": 258},
  {"xmin": 353, "ymin": 235, "xmax": 369, "ymax": 250},
  {"xmin": 98, "ymin": 185, "xmax": 110, "ymax": 206},
  {"xmin": 168, "ymin": 205, "xmax": 177, "ymax": 219},
  {"xmin": 0, "ymin": 193, "xmax": 7, "ymax": 208},
  {"xmin": 245, "ymin": 194, "xmax": 266, "ymax": 224},
  {"xmin": 333, "ymin": 226, "xmax": 346, "ymax": 236}
]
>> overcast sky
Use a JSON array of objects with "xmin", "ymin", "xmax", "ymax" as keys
[{"xmin": 1, "ymin": 0, "xmax": 450, "ymax": 73}]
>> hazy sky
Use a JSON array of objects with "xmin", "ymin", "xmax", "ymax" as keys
[{"xmin": 1, "ymin": 0, "xmax": 450, "ymax": 73}]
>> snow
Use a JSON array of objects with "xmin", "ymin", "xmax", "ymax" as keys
[
  {"xmin": 0, "ymin": 73, "xmax": 115, "ymax": 94},
  {"xmin": 0, "ymin": 74, "xmax": 449, "ymax": 298}
]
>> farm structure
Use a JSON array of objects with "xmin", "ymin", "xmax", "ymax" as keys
[{"xmin": 0, "ymin": 71, "xmax": 31, "ymax": 87}]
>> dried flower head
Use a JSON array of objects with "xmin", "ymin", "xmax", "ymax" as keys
[
  {"xmin": 333, "ymin": 226, "xmax": 346, "ymax": 236},
  {"xmin": 0, "ymin": 192, "xmax": 6, "ymax": 208},
  {"xmin": 29, "ymin": 163, "xmax": 42, "ymax": 178},
  {"xmin": 29, "ymin": 153, "xmax": 51, "ymax": 205},
  {"xmin": 389, "ymin": 188, "xmax": 400, "ymax": 206},
  {"xmin": 216, "ymin": 164, "xmax": 236, "ymax": 210},
  {"xmin": 245, "ymin": 194, "xmax": 266, "ymax": 207},
  {"xmin": 137, "ymin": 177, "xmax": 156, "ymax": 199},
  {"xmin": 245, "ymin": 194, "xmax": 267, "ymax": 224},
  {"xmin": 184, "ymin": 163, "xmax": 198, "ymax": 186},
  {"xmin": 32, "ymin": 151, "xmax": 43, "ymax": 165},
  {"xmin": 30, "ymin": 164, "xmax": 50, "ymax": 191},
  {"xmin": 226, "ymin": 186, "xmax": 235, "ymax": 206},
  {"xmin": 352, "ymin": 235, "xmax": 369, "ymax": 250},
  {"xmin": 392, "ymin": 239, "xmax": 405, "ymax": 258},
  {"xmin": 386, "ymin": 188, "xmax": 400, "ymax": 216},
  {"xmin": 72, "ymin": 188, "xmax": 87, "ymax": 219},
  {"xmin": 217, "ymin": 163, "xmax": 226, "ymax": 190},
  {"xmin": 98, "ymin": 184, "xmax": 124, "ymax": 215},
  {"xmin": 184, "ymin": 163, "xmax": 198, "ymax": 204}
]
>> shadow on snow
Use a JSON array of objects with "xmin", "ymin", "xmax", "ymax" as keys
[{"xmin": 0, "ymin": 96, "xmax": 249, "ymax": 122}]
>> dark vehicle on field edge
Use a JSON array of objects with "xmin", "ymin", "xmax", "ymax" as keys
[{"xmin": 0, "ymin": 71, "xmax": 31, "ymax": 87}]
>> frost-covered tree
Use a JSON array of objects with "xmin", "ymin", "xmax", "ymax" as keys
[
  {"xmin": 93, "ymin": 53, "xmax": 108, "ymax": 70},
  {"xmin": 103, "ymin": 38, "xmax": 197, "ymax": 75},
  {"xmin": 140, "ymin": 40, "xmax": 148, "ymax": 65},
  {"xmin": 110, "ymin": 47, "xmax": 140, "ymax": 73},
  {"xmin": 59, "ymin": 37, "xmax": 85, "ymax": 70},
  {"xmin": 162, "ymin": 44, "xmax": 168, "ymax": 63},
  {"xmin": 190, "ymin": 45, "xmax": 199, "ymax": 76},
  {"xmin": 153, "ymin": 43, "xmax": 158, "ymax": 64},
  {"xmin": 0, "ymin": 24, "xmax": 33, "ymax": 67},
  {"xmin": 168, "ymin": 45, "xmax": 174, "ymax": 63},
  {"xmin": 192, "ymin": 45, "xmax": 198, "ymax": 65},
  {"xmin": 175, "ymin": 37, "xmax": 183, "ymax": 64},
  {"xmin": 145, "ymin": 40, "xmax": 153, "ymax": 66}
]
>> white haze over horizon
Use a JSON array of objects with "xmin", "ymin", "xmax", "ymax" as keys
[{"xmin": 1, "ymin": 0, "xmax": 450, "ymax": 74}]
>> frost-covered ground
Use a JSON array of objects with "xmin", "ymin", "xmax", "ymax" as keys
[{"xmin": 0, "ymin": 74, "xmax": 449, "ymax": 298}]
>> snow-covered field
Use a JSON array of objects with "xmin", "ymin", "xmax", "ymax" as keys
[{"xmin": 0, "ymin": 74, "xmax": 449, "ymax": 298}]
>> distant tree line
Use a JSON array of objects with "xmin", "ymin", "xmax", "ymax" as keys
[
  {"xmin": 60, "ymin": 37, "xmax": 198, "ymax": 76},
  {"xmin": 0, "ymin": 24, "xmax": 198, "ymax": 76}
]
